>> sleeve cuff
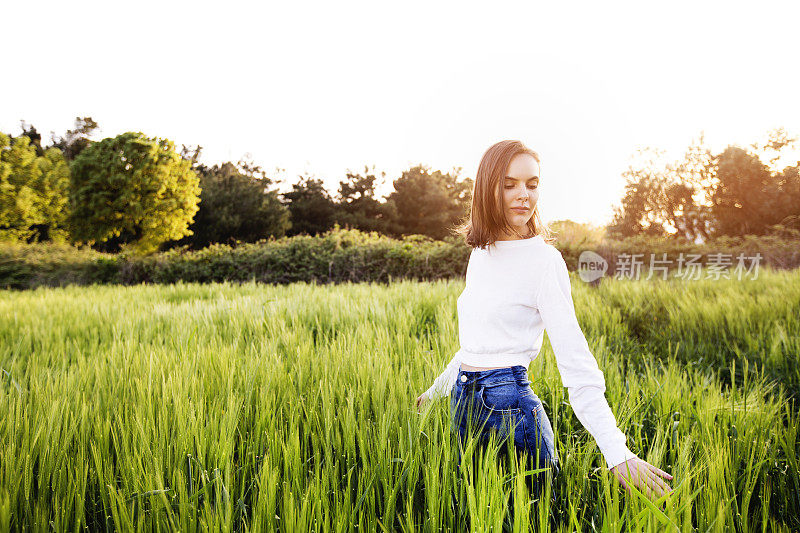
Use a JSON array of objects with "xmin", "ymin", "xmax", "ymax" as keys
[
  {"xmin": 424, "ymin": 353, "xmax": 461, "ymax": 400},
  {"xmin": 602, "ymin": 446, "xmax": 639, "ymax": 471}
]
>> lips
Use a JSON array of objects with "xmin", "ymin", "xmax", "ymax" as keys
[{"xmin": 511, "ymin": 207, "xmax": 528, "ymax": 213}]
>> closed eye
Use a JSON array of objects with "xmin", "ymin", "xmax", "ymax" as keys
[
  {"xmin": 505, "ymin": 184, "xmax": 538, "ymax": 190},
  {"xmin": 504, "ymin": 176, "xmax": 539, "ymax": 190}
]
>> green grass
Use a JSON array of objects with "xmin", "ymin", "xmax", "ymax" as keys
[{"xmin": 0, "ymin": 268, "xmax": 798, "ymax": 531}]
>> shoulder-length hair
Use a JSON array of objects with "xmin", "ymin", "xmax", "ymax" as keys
[{"xmin": 450, "ymin": 139, "xmax": 555, "ymax": 249}]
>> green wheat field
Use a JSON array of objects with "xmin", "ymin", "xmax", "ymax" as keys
[{"xmin": 1, "ymin": 268, "xmax": 799, "ymax": 532}]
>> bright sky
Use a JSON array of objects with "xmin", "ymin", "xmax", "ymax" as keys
[{"xmin": 2, "ymin": 1, "xmax": 798, "ymax": 227}]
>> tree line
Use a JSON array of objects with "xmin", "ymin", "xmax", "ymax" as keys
[
  {"xmin": 608, "ymin": 128, "xmax": 800, "ymax": 241},
  {"xmin": 2, "ymin": 118, "xmax": 798, "ymax": 254},
  {"xmin": 0, "ymin": 117, "xmax": 472, "ymax": 254}
]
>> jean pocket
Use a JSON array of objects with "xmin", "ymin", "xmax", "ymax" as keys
[{"xmin": 478, "ymin": 384, "xmax": 522, "ymax": 413}]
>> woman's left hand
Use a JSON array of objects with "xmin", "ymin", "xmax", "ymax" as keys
[{"xmin": 611, "ymin": 457, "xmax": 674, "ymax": 500}]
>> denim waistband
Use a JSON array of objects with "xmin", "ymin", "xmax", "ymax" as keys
[{"xmin": 456, "ymin": 364, "xmax": 531, "ymax": 388}]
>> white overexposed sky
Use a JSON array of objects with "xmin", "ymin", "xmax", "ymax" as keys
[{"xmin": 2, "ymin": 0, "xmax": 799, "ymax": 226}]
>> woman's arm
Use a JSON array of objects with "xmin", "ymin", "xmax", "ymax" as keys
[
  {"xmin": 423, "ymin": 351, "xmax": 461, "ymax": 400},
  {"xmin": 536, "ymin": 251, "xmax": 639, "ymax": 470}
]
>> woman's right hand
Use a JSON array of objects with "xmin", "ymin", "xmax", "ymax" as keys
[{"xmin": 415, "ymin": 392, "xmax": 430, "ymax": 412}]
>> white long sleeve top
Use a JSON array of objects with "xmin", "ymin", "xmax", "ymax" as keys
[{"xmin": 424, "ymin": 234, "xmax": 638, "ymax": 470}]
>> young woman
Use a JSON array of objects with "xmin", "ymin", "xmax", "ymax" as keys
[{"xmin": 415, "ymin": 140, "xmax": 673, "ymax": 500}]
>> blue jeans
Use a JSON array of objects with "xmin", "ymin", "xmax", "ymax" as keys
[{"xmin": 450, "ymin": 365, "xmax": 560, "ymax": 487}]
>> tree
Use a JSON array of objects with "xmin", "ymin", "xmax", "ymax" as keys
[
  {"xmin": 165, "ymin": 160, "xmax": 291, "ymax": 249},
  {"xmin": 67, "ymin": 131, "xmax": 201, "ymax": 254},
  {"xmin": 668, "ymin": 133, "xmax": 715, "ymax": 241},
  {"xmin": 749, "ymin": 127, "xmax": 800, "ymax": 231},
  {"xmin": 608, "ymin": 137, "xmax": 717, "ymax": 242},
  {"xmin": 384, "ymin": 164, "xmax": 471, "ymax": 240},
  {"xmin": 772, "ymin": 164, "xmax": 800, "ymax": 230},
  {"xmin": 50, "ymin": 116, "xmax": 99, "ymax": 161},
  {"xmin": 0, "ymin": 133, "xmax": 70, "ymax": 242},
  {"xmin": 334, "ymin": 165, "xmax": 392, "ymax": 233},
  {"xmin": 750, "ymin": 127, "xmax": 798, "ymax": 172},
  {"xmin": 709, "ymin": 146, "xmax": 775, "ymax": 237},
  {"xmin": 280, "ymin": 175, "xmax": 338, "ymax": 236},
  {"xmin": 19, "ymin": 121, "xmax": 45, "ymax": 157},
  {"xmin": 607, "ymin": 148, "xmax": 671, "ymax": 238}
]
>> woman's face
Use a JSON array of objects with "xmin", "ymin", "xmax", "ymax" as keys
[{"xmin": 498, "ymin": 153, "xmax": 540, "ymax": 238}]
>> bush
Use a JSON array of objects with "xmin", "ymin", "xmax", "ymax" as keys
[{"xmin": 1, "ymin": 226, "xmax": 798, "ymax": 290}]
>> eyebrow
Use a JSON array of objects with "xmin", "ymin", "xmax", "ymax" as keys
[{"xmin": 504, "ymin": 175, "xmax": 539, "ymax": 180}]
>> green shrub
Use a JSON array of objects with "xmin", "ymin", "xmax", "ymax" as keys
[{"xmin": 1, "ymin": 226, "xmax": 798, "ymax": 290}]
